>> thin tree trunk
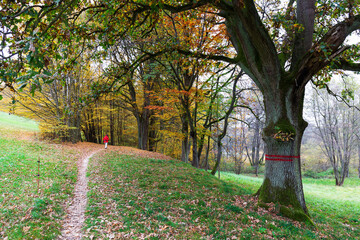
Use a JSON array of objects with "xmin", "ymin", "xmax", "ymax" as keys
[
  {"xmin": 358, "ymin": 143, "xmax": 360, "ymax": 178},
  {"xmin": 191, "ymin": 130, "xmax": 199, "ymax": 168},
  {"xmin": 203, "ymin": 131, "xmax": 211, "ymax": 170},
  {"xmin": 212, "ymin": 139, "xmax": 222, "ymax": 175},
  {"xmin": 148, "ymin": 116, "xmax": 157, "ymax": 151},
  {"xmin": 181, "ymin": 112, "xmax": 190, "ymax": 163},
  {"xmin": 110, "ymin": 99, "xmax": 114, "ymax": 145},
  {"xmin": 136, "ymin": 114, "xmax": 150, "ymax": 150},
  {"xmin": 191, "ymin": 79, "xmax": 199, "ymax": 168},
  {"xmin": 197, "ymin": 133, "xmax": 206, "ymax": 167}
]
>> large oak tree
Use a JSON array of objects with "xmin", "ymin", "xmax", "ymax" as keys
[
  {"xmin": 160, "ymin": 0, "xmax": 360, "ymax": 221},
  {"xmin": 2, "ymin": 0, "xmax": 360, "ymax": 221}
]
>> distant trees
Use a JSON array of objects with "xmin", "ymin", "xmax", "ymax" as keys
[
  {"xmin": 219, "ymin": 84, "xmax": 265, "ymax": 176},
  {"xmin": 357, "ymin": 137, "xmax": 360, "ymax": 178},
  {"xmin": 311, "ymin": 83, "xmax": 360, "ymax": 185},
  {"xmin": 223, "ymin": 110, "xmax": 248, "ymax": 175},
  {"xmin": 107, "ymin": 38, "xmax": 160, "ymax": 150},
  {"xmin": 245, "ymin": 90, "xmax": 265, "ymax": 176},
  {"xmin": 357, "ymin": 141, "xmax": 360, "ymax": 178}
]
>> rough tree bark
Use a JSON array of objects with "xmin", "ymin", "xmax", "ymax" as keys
[
  {"xmin": 180, "ymin": 111, "xmax": 191, "ymax": 163},
  {"xmin": 214, "ymin": 0, "xmax": 315, "ymax": 221},
  {"xmin": 207, "ymin": 0, "xmax": 360, "ymax": 221},
  {"xmin": 259, "ymin": 85, "xmax": 309, "ymax": 219},
  {"xmin": 358, "ymin": 143, "xmax": 360, "ymax": 178},
  {"xmin": 148, "ymin": 116, "xmax": 157, "ymax": 152}
]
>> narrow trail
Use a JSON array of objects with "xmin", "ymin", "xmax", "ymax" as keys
[
  {"xmin": 58, "ymin": 149, "xmax": 101, "ymax": 240},
  {"xmin": 55, "ymin": 142, "xmax": 170, "ymax": 239}
]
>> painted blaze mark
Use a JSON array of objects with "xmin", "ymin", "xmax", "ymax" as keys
[{"xmin": 265, "ymin": 154, "xmax": 300, "ymax": 162}]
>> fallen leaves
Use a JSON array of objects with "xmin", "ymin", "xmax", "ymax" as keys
[{"xmin": 22, "ymin": 226, "xmax": 30, "ymax": 233}]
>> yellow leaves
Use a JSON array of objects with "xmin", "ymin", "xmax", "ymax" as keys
[
  {"xmin": 161, "ymin": 7, "xmax": 230, "ymax": 57},
  {"xmin": 272, "ymin": 130, "xmax": 294, "ymax": 142},
  {"xmin": 145, "ymin": 105, "xmax": 174, "ymax": 111},
  {"xmin": 293, "ymin": 23, "xmax": 304, "ymax": 31}
]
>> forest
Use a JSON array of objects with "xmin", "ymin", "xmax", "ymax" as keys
[{"xmin": 1, "ymin": 0, "xmax": 360, "ymax": 225}]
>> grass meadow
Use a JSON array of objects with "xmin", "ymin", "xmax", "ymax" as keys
[
  {"xmin": 85, "ymin": 151, "xmax": 360, "ymax": 239},
  {"xmin": 1, "ymin": 112, "xmax": 359, "ymax": 239},
  {"xmin": 0, "ymin": 111, "xmax": 39, "ymax": 132},
  {"xmin": 222, "ymin": 172, "xmax": 360, "ymax": 239},
  {"xmin": 0, "ymin": 112, "xmax": 79, "ymax": 239}
]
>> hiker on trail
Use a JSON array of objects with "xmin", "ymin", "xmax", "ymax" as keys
[{"xmin": 103, "ymin": 134, "xmax": 109, "ymax": 149}]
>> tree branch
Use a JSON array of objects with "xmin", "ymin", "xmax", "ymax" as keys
[
  {"xmin": 176, "ymin": 48, "xmax": 240, "ymax": 64},
  {"xmin": 295, "ymin": 15, "xmax": 360, "ymax": 88},
  {"xmin": 333, "ymin": 58, "xmax": 360, "ymax": 72},
  {"xmin": 161, "ymin": 0, "xmax": 210, "ymax": 13}
]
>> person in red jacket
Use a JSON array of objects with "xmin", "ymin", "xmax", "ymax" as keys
[{"xmin": 103, "ymin": 134, "xmax": 109, "ymax": 149}]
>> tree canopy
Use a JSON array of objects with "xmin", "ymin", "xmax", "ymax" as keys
[{"xmin": 1, "ymin": 0, "xmax": 360, "ymax": 222}]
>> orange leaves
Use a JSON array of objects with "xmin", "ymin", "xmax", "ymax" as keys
[
  {"xmin": 161, "ymin": 7, "xmax": 230, "ymax": 57},
  {"xmin": 144, "ymin": 105, "xmax": 174, "ymax": 111}
]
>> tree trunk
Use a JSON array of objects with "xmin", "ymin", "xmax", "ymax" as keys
[
  {"xmin": 118, "ymin": 107, "xmax": 124, "ymax": 145},
  {"xmin": 197, "ymin": 133, "xmax": 206, "ymax": 167},
  {"xmin": 211, "ymin": 139, "xmax": 222, "ymax": 175},
  {"xmin": 258, "ymin": 86, "xmax": 311, "ymax": 222},
  {"xmin": 358, "ymin": 143, "xmax": 360, "ymax": 178},
  {"xmin": 203, "ymin": 132, "xmax": 211, "ymax": 170},
  {"xmin": 191, "ymin": 82, "xmax": 199, "ymax": 168},
  {"xmin": 335, "ymin": 168, "xmax": 340, "ymax": 186},
  {"xmin": 69, "ymin": 109, "xmax": 81, "ymax": 143},
  {"xmin": 180, "ymin": 112, "xmax": 190, "ymax": 163},
  {"xmin": 191, "ymin": 130, "xmax": 199, "ymax": 168},
  {"xmin": 148, "ymin": 116, "xmax": 157, "ymax": 151},
  {"xmin": 136, "ymin": 113, "xmax": 150, "ymax": 150},
  {"xmin": 110, "ymin": 99, "xmax": 114, "ymax": 145}
]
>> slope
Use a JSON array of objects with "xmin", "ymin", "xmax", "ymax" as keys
[{"xmin": 84, "ymin": 151, "xmax": 321, "ymax": 239}]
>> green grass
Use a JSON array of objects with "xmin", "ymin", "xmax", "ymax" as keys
[
  {"xmin": 0, "ymin": 112, "xmax": 78, "ymax": 239},
  {"xmin": 221, "ymin": 172, "xmax": 360, "ymax": 205},
  {"xmin": 85, "ymin": 153, "xmax": 254, "ymax": 239},
  {"xmin": 0, "ymin": 111, "xmax": 39, "ymax": 132},
  {"xmin": 1, "ymin": 112, "xmax": 359, "ymax": 239},
  {"xmin": 85, "ymin": 152, "xmax": 357, "ymax": 239},
  {"xmin": 221, "ymin": 172, "xmax": 360, "ymax": 239}
]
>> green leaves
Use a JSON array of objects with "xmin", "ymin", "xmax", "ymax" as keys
[{"xmin": 341, "ymin": 88, "xmax": 354, "ymax": 101}]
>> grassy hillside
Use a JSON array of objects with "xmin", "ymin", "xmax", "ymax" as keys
[
  {"xmin": 85, "ymin": 151, "xmax": 359, "ymax": 239},
  {"xmin": 0, "ymin": 111, "xmax": 39, "ymax": 132},
  {"xmin": 222, "ymin": 172, "xmax": 360, "ymax": 239},
  {"xmin": 1, "ymin": 112, "xmax": 359, "ymax": 239},
  {"xmin": 0, "ymin": 113, "xmax": 79, "ymax": 239}
]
